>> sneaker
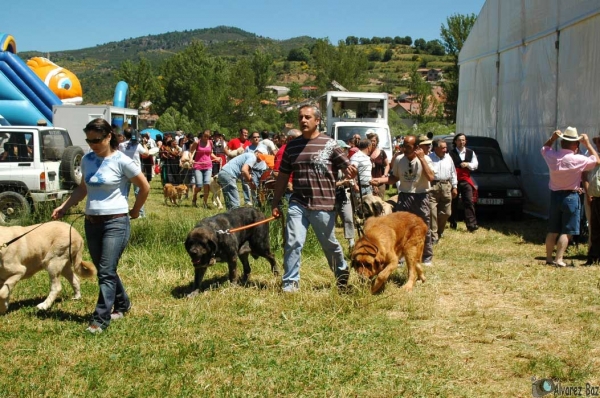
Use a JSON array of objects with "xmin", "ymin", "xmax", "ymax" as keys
[
  {"xmin": 86, "ymin": 325, "xmax": 103, "ymax": 334},
  {"xmin": 282, "ymin": 282, "xmax": 299, "ymax": 293},
  {"xmin": 111, "ymin": 304, "xmax": 131, "ymax": 320}
]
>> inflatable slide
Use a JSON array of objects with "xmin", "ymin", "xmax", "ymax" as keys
[{"xmin": 0, "ymin": 33, "xmax": 66, "ymax": 126}]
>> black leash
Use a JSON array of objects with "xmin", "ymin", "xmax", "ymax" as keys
[{"xmin": 1, "ymin": 212, "xmax": 85, "ymax": 249}]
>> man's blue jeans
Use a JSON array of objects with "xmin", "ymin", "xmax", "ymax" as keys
[
  {"xmin": 218, "ymin": 169, "xmax": 240, "ymax": 210},
  {"xmin": 282, "ymin": 202, "xmax": 349, "ymax": 290},
  {"xmin": 85, "ymin": 216, "xmax": 131, "ymax": 329}
]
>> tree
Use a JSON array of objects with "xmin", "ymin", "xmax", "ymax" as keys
[
  {"xmin": 408, "ymin": 63, "xmax": 436, "ymax": 123},
  {"xmin": 288, "ymin": 82, "xmax": 303, "ymax": 103},
  {"xmin": 250, "ymin": 50, "xmax": 273, "ymax": 95},
  {"xmin": 440, "ymin": 13, "xmax": 477, "ymax": 56},
  {"xmin": 117, "ymin": 58, "xmax": 162, "ymax": 109},
  {"xmin": 440, "ymin": 13, "xmax": 477, "ymax": 122},
  {"xmin": 403, "ymin": 36, "xmax": 413, "ymax": 46},
  {"xmin": 157, "ymin": 42, "xmax": 230, "ymax": 130},
  {"xmin": 287, "ymin": 47, "xmax": 310, "ymax": 63},
  {"xmin": 345, "ymin": 36, "xmax": 359, "ymax": 45},
  {"xmin": 382, "ymin": 48, "xmax": 394, "ymax": 62},
  {"xmin": 311, "ymin": 39, "xmax": 369, "ymax": 92},
  {"xmin": 425, "ymin": 40, "xmax": 445, "ymax": 56},
  {"xmin": 414, "ymin": 38, "xmax": 426, "ymax": 51}
]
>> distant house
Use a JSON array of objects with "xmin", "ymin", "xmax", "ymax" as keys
[
  {"xmin": 265, "ymin": 85, "xmax": 290, "ymax": 97},
  {"xmin": 427, "ymin": 68, "xmax": 443, "ymax": 81},
  {"xmin": 277, "ymin": 96, "xmax": 290, "ymax": 107}
]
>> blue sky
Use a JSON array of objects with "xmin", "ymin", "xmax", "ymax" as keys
[{"xmin": 3, "ymin": 0, "xmax": 485, "ymax": 52}]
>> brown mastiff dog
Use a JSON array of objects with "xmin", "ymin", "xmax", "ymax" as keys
[
  {"xmin": 0, "ymin": 221, "xmax": 96, "ymax": 313},
  {"xmin": 351, "ymin": 211, "xmax": 427, "ymax": 293}
]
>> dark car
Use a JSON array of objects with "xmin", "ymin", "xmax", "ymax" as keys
[{"xmin": 441, "ymin": 135, "xmax": 524, "ymax": 220}]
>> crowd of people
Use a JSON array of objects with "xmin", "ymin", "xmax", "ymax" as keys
[{"xmin": 52, "ymin": 106, "xmax": 600, "ymax": 334}]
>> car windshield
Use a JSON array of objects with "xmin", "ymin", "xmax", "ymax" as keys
[
  {"xmin": 337, "ymin": 126, "xmax": 391, "ymax": 149},
  {"xmin": 473, "ymin": 151, "xmax": 511, "ymax": 174}
]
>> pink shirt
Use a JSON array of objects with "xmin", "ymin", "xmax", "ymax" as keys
[
  {"xmin": 541, "ymin": 146, "xmax": 597, "ymax": 191},
  {"xmin": 193, "ymin": 140, "xmax": 213, "ymax": 171}
]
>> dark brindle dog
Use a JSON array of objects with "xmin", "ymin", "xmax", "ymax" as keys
[{"xmin": 184, "ymin": 207, "xmax": 278, "ymax": 296}]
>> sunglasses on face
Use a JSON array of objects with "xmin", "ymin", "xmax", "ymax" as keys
[{"xmin": 85, "ymin": 136, "xmax": 107, "ymax": 144}]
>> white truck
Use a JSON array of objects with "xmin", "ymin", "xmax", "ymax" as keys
[
  {"xmin": 52, "ymin": 105, "xmax": 139, "ymax": 153},
  {"xmin": 319, "ymin": 91, "xmax": 393, "ymax": 159},
  {"xmin": 0, "ymin": 125, "xmax": 82, "ymax": 225}
]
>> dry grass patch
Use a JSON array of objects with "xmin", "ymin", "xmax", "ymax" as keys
[{"xmin": 1, "ymin": 180, "xmax": 599, "ymax": 396}]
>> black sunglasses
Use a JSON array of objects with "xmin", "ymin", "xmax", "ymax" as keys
[{"xmin": 85, "ymin": 136, "xmax": 107, "ymax": 144}]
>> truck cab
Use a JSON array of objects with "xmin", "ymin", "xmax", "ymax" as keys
[
  {"xmin": 319, "ymin": 91, "xmax": 393, "ymax": 159},
  {"xmin": 0, "ymin": 126, "xmax": 82, "ymax": 225}
]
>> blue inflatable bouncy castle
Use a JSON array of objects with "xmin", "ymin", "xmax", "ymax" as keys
[
  {"xmin": 112, "ymin": 81, "xmax": 129, "ymax": 128},
  {"xmin": 0, "ymin": 33, "xmax": 62, "ymax": 126}
]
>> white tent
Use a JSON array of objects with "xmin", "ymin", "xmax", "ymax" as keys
[{"xmin": 457, "ymin": 0, "xmax": 600, "ymax": 216}]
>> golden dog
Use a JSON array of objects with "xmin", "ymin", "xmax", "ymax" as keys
[
  {"xmin": 0, "ymin": 221, "xmax": 96, "ymax": 313},
  {"xmin": 163, "ymin": 183, "xmax": 189, "ymax": 206},
  {"xmin": 351, "ymin": 211, "xmax": 427, "ymax": 294},
  {"xmin": 209, "ymin": 175, "xmax": 223, "ymax": 209}
]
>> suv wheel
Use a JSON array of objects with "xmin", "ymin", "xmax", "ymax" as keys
[
  {"xmin": 0, "ymin": 191, "xmax": 30, "ymax": 226},
  {"xmin": 60, "ymin": 146, "xmax": 84, "ymax": 189}
]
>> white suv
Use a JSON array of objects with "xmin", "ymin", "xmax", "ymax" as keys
[{"xmin": 0, "ymin": 126, "xmax": 84, "ymax": 225}]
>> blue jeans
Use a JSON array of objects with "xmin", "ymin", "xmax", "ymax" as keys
[
  {"xmin": 548, "ymin": 190, "xmax": 581, "ymax": 235},
  {"xmin": 193, "ymin": 168, "xmax": 212, "ymax": 187},
  {"xmin": 282, "ymin": 202, "xmax": 349, "ymax": 290},
  {"xmin": 85, "ymin": 216, "xmax": 131, "ymax": 329},
  {"xmin": 218, "ymin": 169, "xmax": 240, "ymax": 210},
  {"xmin": 242, "ymin": 180, "xmax": 252, "ymax": 205}
]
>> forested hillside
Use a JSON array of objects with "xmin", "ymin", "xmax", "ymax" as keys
[{"xmin": 15, "ymin": 21, "xmax": 477, "ymax": 136}]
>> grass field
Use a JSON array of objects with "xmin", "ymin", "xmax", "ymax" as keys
[{"xmin": 1, "ymin": 180, "xmax": 599, "ymax": 397}]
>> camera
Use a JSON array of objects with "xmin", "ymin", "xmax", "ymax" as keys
[{"xmin": 531, "ymin": 378, "xmax": 555, "ymax": 397}]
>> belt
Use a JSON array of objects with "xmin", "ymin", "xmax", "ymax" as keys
[
  {"xmin": 556, "ymin": 190, "xmax": 579, "ymax": 194},
  {"xmin": 432, "ymin": 180, "xmax": 451, "ymax": 184},
  {"xmin": 85, "ymin": 213, "xmax": 128, "ymax": 224}
]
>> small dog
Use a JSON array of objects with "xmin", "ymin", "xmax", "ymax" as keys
[
  {"xmin": 0, "ymin": 221, "xmax": 97, "ymax": 313},
  {"xmin": 184, "ymin": 207, "xmax": 278, "ymax": 296},
  {"xmin": 164, "ymin": 183, "xmax": 189, "ymax": 206},
  {"xmin": 209, "ymin": 176, "xmax": 223, "ymax": 209},
  {"xmin": 351, "ymin": 211, "xmax": 427, "ymax": 294}
]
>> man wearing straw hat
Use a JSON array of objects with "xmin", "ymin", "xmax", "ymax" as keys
[{"xmin": 541, "ymin": 127, "xmax": 600, "ymax": 267}]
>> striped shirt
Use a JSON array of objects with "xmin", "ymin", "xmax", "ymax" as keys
[{"xmin": 280, "ymin": 134, "xmax": 350, "ymax": 210}]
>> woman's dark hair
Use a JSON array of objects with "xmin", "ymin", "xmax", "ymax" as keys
[{"xmin": 83, "ymin": 118, "xmax": 118, "ymax": 150}]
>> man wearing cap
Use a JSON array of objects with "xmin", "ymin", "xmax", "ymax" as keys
[
  {"xmin": 428, "ymin": 138, "xmax": 457, "ymax": 243},
  {"xmin": 417, "ymin": 134, "xmax": 432, "ymax": 155},
  {"xmin": 542, "ymin": 127, "xmax": 600, "ymax": 266},
  {"xmin": 371, "ymin": 135, "xmax": 435, "ymax": 266},
  {"xmin": 119, "ymin": 128, "xmax": 149, "ymax": 217}
]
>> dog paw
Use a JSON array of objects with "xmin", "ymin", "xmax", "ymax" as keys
[
  {"xmin": 36, "ymin": 302, "xmax": 50, "ymax": 311},
  {"xmin": 186, "ymin": 289, "xmax": 200, "ymax": 298},
  {"xmin": 72, "ymin": 294, "xmax": 82, "ymax": 301}
]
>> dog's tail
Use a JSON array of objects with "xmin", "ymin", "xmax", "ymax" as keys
[{"xmin": 75, "ymin": 261, "xmax": 97, "ymax": 278}]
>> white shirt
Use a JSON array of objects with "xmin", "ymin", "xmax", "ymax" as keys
[
  {"xmin": 429, "ymin": 152, "xmax": 458, "ymax": 188},
  {"xmin": 118, "ymin": 140, "xmax": 148, "ymax": 168},
  {"xmin": 455, "ymin": 147, "xmax": 478, "ymax": 171}
]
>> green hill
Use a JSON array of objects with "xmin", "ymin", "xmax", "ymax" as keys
[{"xmin": 17, "ymin": 26, "xmax": 451, "ymax": 104}]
